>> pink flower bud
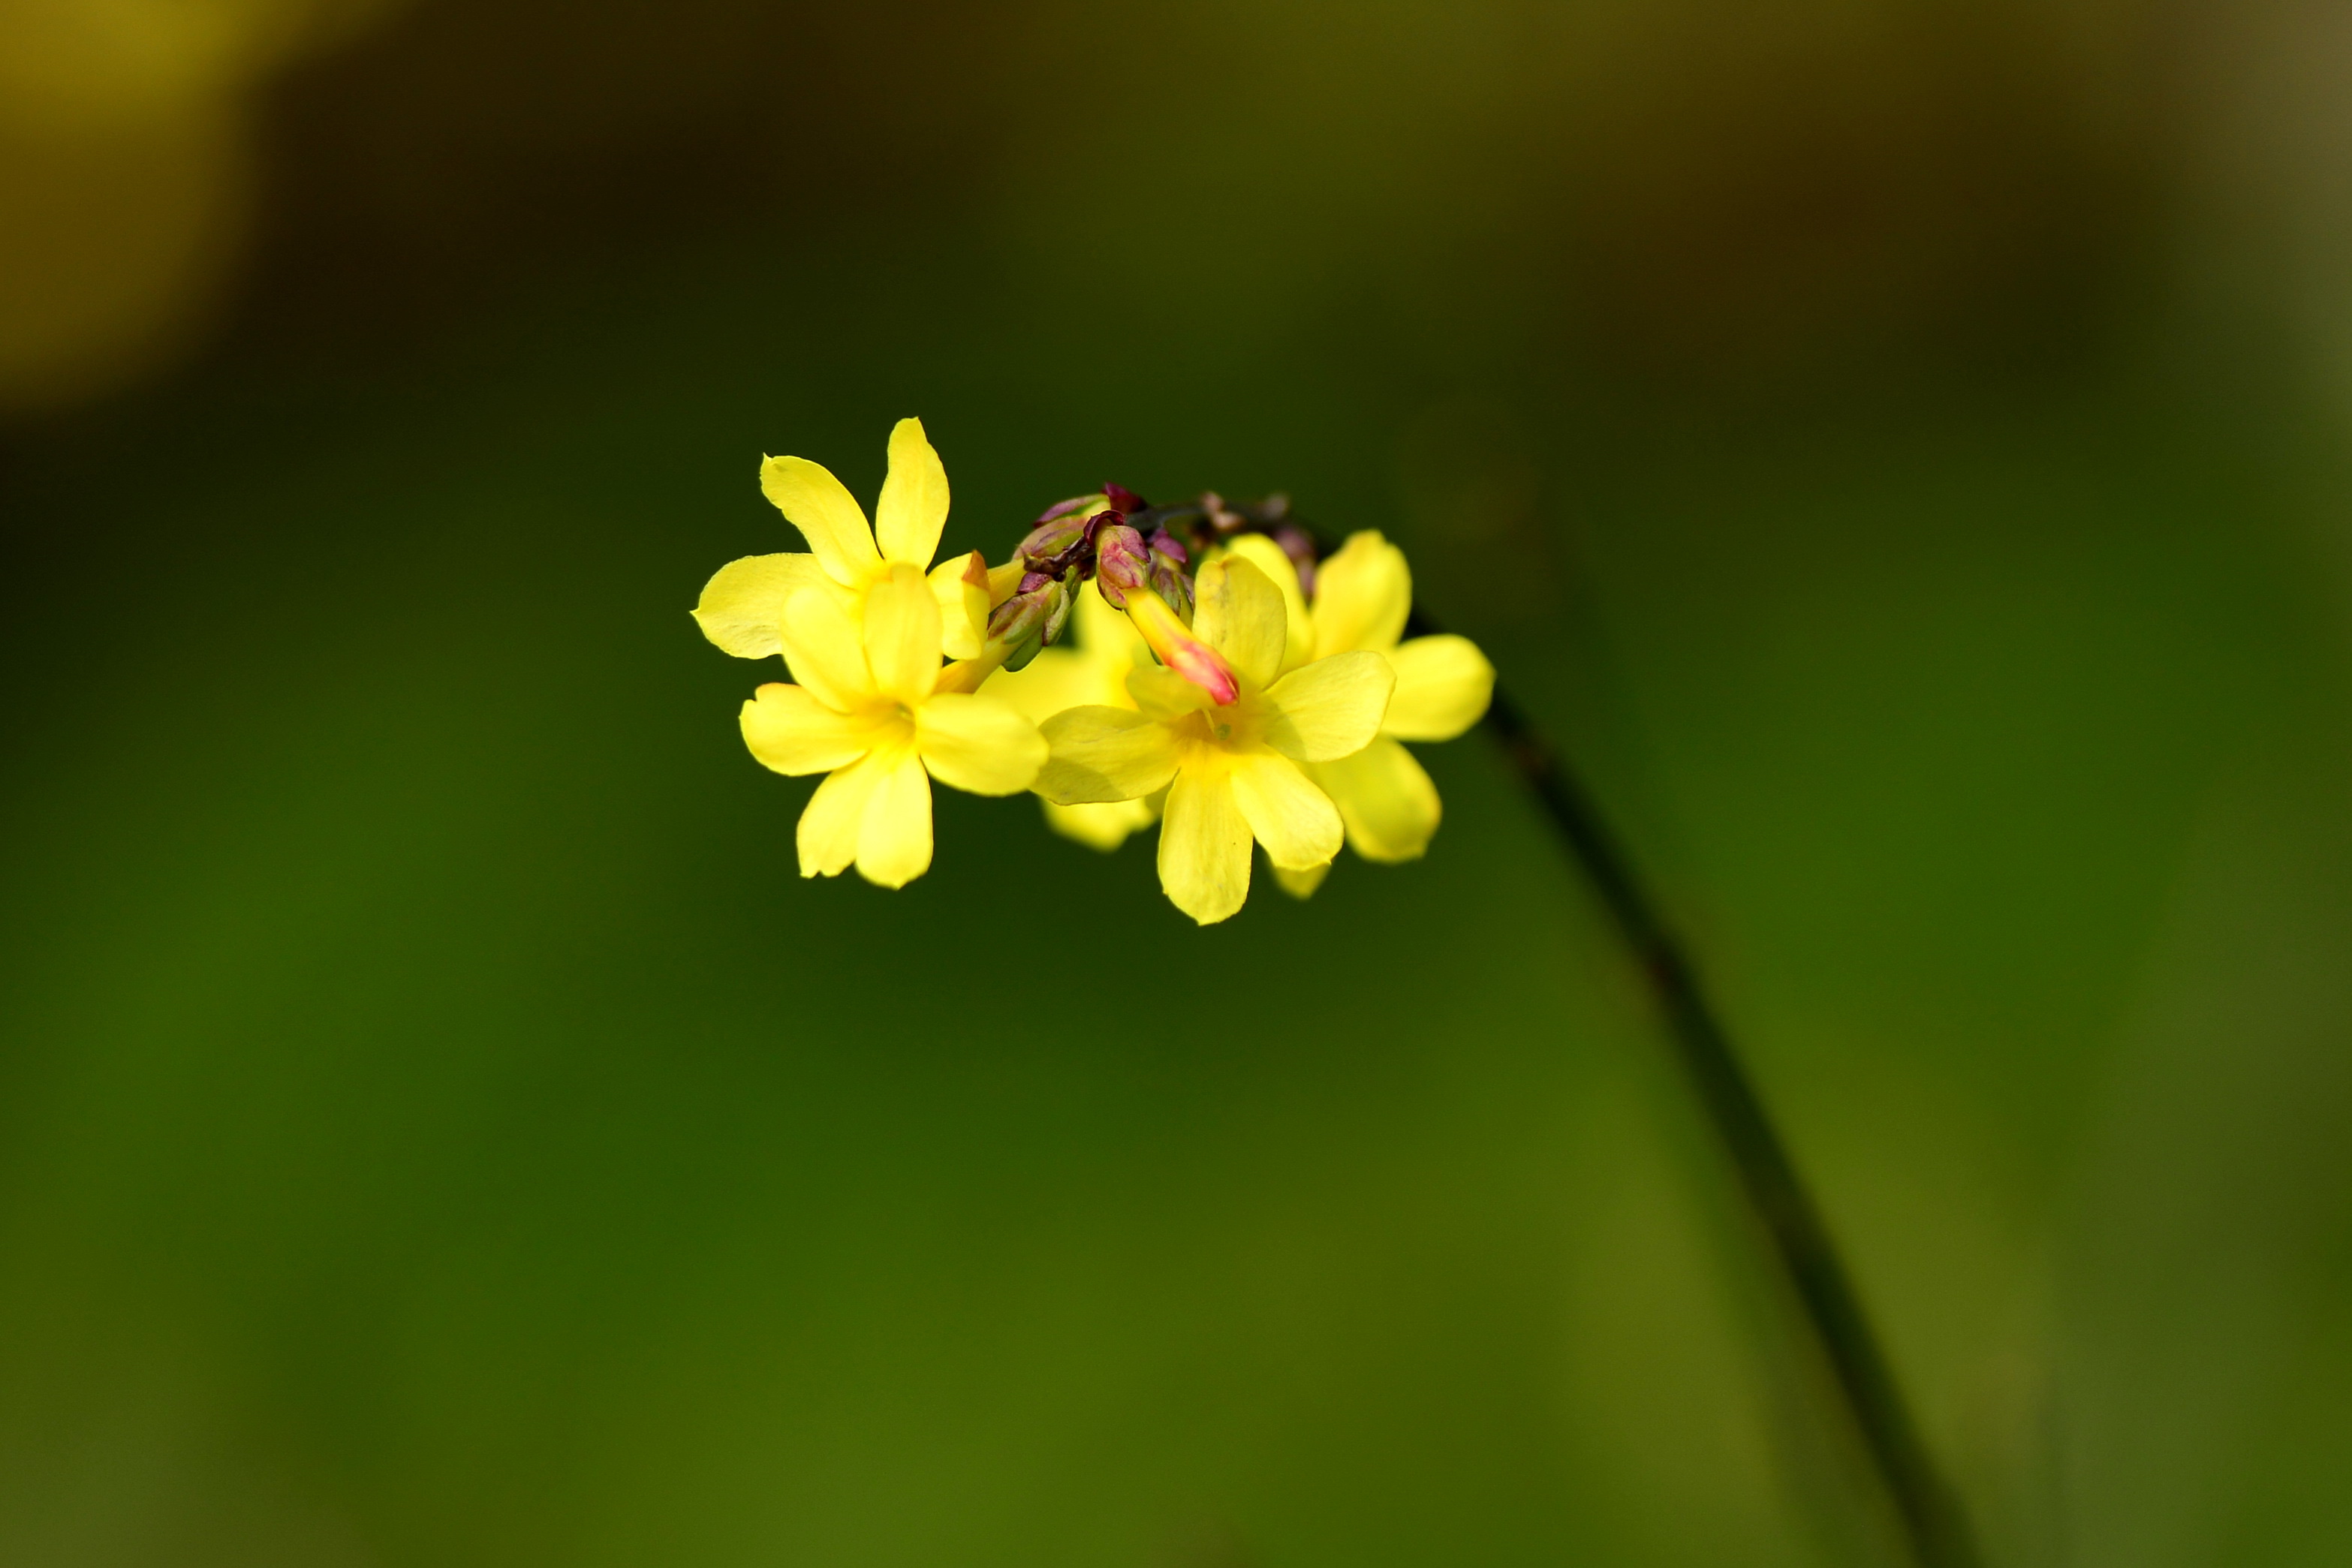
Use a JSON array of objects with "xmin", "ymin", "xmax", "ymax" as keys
[
  {"xmin": 1124, "ymin": 586, "xmax": 1239, "ymax": 706},
  {"xmin": 1092, "ymin": 524, "xmax": 1152, "ymax": 609}
]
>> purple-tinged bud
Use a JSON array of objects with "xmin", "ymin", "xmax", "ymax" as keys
[
  {"xmin": 1092, "ymin": 523, "xmax": 1152, "ymax": 609},
  {"xmin": 1104, "ymin": 482, "xmax": 1147, "ymax": 516},
  {"xmin": 987, "ymin": 584, "xmax": 1050, "ymax": 648},
  {"xmin": 1016, "ymin": 514, "xmax": 1092, "ymax": 575},
  {"xmin": 1097, "ymin": 522, "xmax": 1236, "ymax": 703},
  {"xmin": 1147, "ymin": 526, "xmax": 1188, "ymax": 567},
  {"xmin": 985, "ymin": 575, "xmax": 1074, "ymax": 672},
  {"xmin": 1036, "ymin": 492, "xmax": 1105, "ymax": 525},
  {"xmin": 1040, "ymin": 578, "xmax": 1074, "ymax": 646},
  {"xmin": 1148, "ymin": 534, "xmax": 1194, "ymax": 625}
]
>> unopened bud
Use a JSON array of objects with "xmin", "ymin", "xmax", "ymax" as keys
[
  {"xmin": 1148, "ymin": 531, "xmax": 1194, "ymax": 624},
  {"xmin": 1124, "ymin": 588, "xmax": 1239, "ymax": 705},
  {"xmin": 1092, "ymin": 523, "xmax": 1152, "ymax": 609},
  {"xmin": 1096, "ymin": 522, "xmax": 1230, "ymax": 697},
  {"xmin": 985, "ymin": 576, "xmax": 1071, "ymax": 672},
  {"xmin": 1036, "ymin": 492, "xmax": 1107, "ymax": 525},
  {"xmin": 986, "ymin": 582, "xmax": 1049, "ymax": 647},
  {"xmin": 1041, "ymin": 578, "xmax": 1074, "ymax": 646},
  {"xmin": 1104, "ymin": 482, "xmax": 1148, "ymax": 515},
  {"xmin": 1016, "ymin": 514, "xmax": 1094, "ymax": 576}
]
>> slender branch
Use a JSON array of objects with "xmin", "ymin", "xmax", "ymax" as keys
[
  {"xmin": 1447, "ymin": 626, "xmax": 1980, "ymax": 1568},
  {"xmin": 1074, "ymin": 491, "xmax": 1974, "ymax": 1560}
]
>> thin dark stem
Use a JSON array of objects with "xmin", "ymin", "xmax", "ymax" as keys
[
  {"xmin": 1454, "ymin": 636, "xmax": 1980, "ymax": 1568},
  {"xmin": 1142, "ymin": 492, "xmax": 1973, "ymax": 1560}
]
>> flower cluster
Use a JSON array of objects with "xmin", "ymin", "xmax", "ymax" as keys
[{"xmin": 692, "ymin": 420, "xmax": 1494, "ymax": 923}]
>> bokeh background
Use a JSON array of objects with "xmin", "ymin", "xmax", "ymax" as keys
[{"xmin": 6, "ymin": 1, "xmax": 2352, "ymax": 1563}]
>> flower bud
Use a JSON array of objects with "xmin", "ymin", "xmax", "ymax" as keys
[
  {"xmin": 984, "ymin": 576, "xmax": 1071, "ymax": 672},
  {"xmin": 1097, "ymin": 525, "xmax": 1235, "ymax": 702},
  {"xmin": 1041, "ymin": 577, "xmax": 1074, "ymax": 646},
  {"xmin": 1148, "ymin": 530, "xmax": 1194, "ymax": 624},
  {"xmin": 1124, "ymin": 588, "xmax": 1239, "ymax": 704},
  {"xmin": 1092, "ymin": 523, "xmax": 1152, "ymax": 609},
  {"xmin": 1104, "ymin": 482, "xmax": 1148, "ymax": 515},
  {"xmin": 986, "ymin": 583, "xmax": 1048, "ymax": 652},
  {"xmin": 1016, "ymin": 514, "xmax": 1095, "ymax": 576},
  {"xmin": 1036, "ymin": 492, "xmax": 1107, "ymax": 525}
]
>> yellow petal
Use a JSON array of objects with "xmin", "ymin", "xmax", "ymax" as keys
[
  {"xmin": 1261, "ymin": 649, "xmax": 1396, "ymax": 761},
  {"xmin": 1157, "ymin": 760, "xmax": 1251, "ymax": 925},
  {"xmin": 1311, "ymin": 531, "xmax": 1410, "ymax": 656},
  {"xmin": 1125, "ymin": 663, "xmax": 1215, "ymax": 720},
  {"xmin": 862, "ymin": 564, "xmax": 942, "ymax": 704},
  {"xmin": 986, "ymin": 647, "xmax": 1114, "ymax": 724},
  {"xmin": 691, "ymin": 552, "xmax": 830, "ymax": 658},
  {"xmin": 1381, "ymin": 634, "xmax": 1495, "ymax": 742},
  {"xmin": 778, "ymin": 583, "xmax": 874, "ymax": 712},
  {"xmin": 741, "ymin": 682, "xmax": 888, "ymax": 775},
  {"xmin": 855, "ymin": 748, "xmax": 934, "ymax": 888},
  {"xmin": 1314, "ymin": 736, "xmax": 1441, "ymax": 862},
  {"xmin": 759, "ymin": 454, "xmax": 881, "ymax": 588},
  {"xmin": 875, "ymin": 416, "xmax": 950, "ymax": 568},
  {"xmin": 929, "ymin": 550, "xmax": 989, "ymax": 661},
  {"xmin": 985, "ymin": 649, "xmax": 1095, "ymax": 723},
  {"xmin": 1271, "ymin": 859, "xmax": 1330, "ymax": 898},
  {"xmin": 1043, "ymin": 797, "xmax": 1158, "ymax": 852},
  {"xmin": 1193, "ymin": 555, "xmax": 1287, "ymax": 688},
  {"xmin": 1227, "ymin": 750, "xmax": 1342, "ymax": 869},
  {"xmin": 916, "ymin": 692, "xmax": 1046, "ymax": 795},
  {"xmin": 1037, "ymin": 706, "xmax": 1182, "ymax": 804},
  {"xmin": 1219, "ymin": 534, "xmax": 1314, "ymax": 676},
  {"xmin": 797, "ymin": 750, "xmax": 886, "ymax": 878}
]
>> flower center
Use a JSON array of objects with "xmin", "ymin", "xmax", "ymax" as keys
[{"xmin": 1194, "ymin": 692, "xmax": 1265, "ymax": 752}]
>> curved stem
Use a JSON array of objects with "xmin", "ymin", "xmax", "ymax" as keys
[
  {"xmin": 1459, "ymin": 642, "xmax": 1981, "ymax": 1568},
  {"xmin": 1085, "ymin": 493, "xmax": 1972, "ymax": 1560}
]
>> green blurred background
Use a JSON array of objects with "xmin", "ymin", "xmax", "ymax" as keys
[{"xmin": 5, "ymin": 1, "xmax": 2352, "ymax": 1563}]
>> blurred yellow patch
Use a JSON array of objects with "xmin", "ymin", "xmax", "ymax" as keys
[{"xmin": 0, "ymin": 0, "xmax": 405, "ymax": 411}]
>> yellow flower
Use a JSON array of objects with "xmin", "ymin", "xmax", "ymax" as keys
[
  {"xmin": 692, "ymin": 417, "xmax": 988, "ymax": 663},
  {"xmin": 1034, "ymin": 556, "xmax": 1395, "ymax": 924},
  {"xmin": 983, "ymin": 576, "xmax": 1159, "ymax": 850},
  {"xmin": 739, "ymin": 564, "xmax": 1047, "ymax": 887},
  {"xmin": 1228, "ymin": 531, "xmax": 1492, "ymax": 885}
]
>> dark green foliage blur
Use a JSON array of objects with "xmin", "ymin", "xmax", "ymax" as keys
[{"xmin": 4, "ymin": 2, "xmax": 2351, "ymax": 1563}]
